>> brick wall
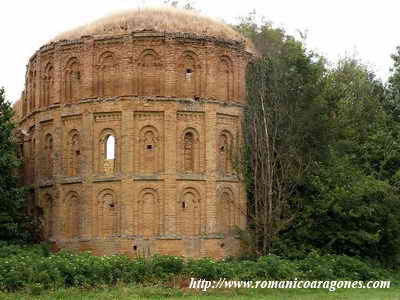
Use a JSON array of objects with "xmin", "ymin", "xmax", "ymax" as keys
[{"xmin": 17, "ymin": 32, "xmax": 251, "ymax": 258}]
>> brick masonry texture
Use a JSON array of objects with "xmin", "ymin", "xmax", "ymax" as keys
[{"xmin": 15, "ymin": 30, "xmax": 251, "ymax": 258}]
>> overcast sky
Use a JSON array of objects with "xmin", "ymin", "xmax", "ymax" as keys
[{"xmin": 1, "ymin": 0, "xmax": 399, "ymax": 102}]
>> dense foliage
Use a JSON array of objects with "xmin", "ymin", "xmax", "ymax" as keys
[
  {"xmin": 0, "ymin": 244, "xmax": 392, "ymax": 293},
  {"xmin": 240, "ymin": 19, "xmax": 330, "ymax": 256},
  {"xmin": 274, "ymin": 60, "xmax": 400, "ymax": 266},
  {"xmin": 240, "ymin": 15, "xmax": 400, "ymax": 267},
  {"xmin": 0, "ymin": 88, "xmax": 33, "ymax": 243}
]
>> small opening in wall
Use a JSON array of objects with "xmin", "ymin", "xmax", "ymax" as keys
[
  {"xmin": 109, "ymin": 203, "xmax": 115, "ymax": 208},
  {"xmin": 77, "ymin": 72, "xmax": 81, "ymax": 80},
  {"xmin": 133, "ymin": 245, "xmax": 137, "ymax": 251},
  {"xmin": 182, "ymin": 202, "xmax": 186, "ymax": 209},
  {"xmin": 76, "ymin": 150, "xmax": 80, "ymax": 155},
  {"xmin": 147, "ymin": 144, "xmax": 153, "ymax": 150},
  {"xmin": 185, "ymin": 69, "xmax": 193, "ymax": 80},
  {"xmin": 220, "ymin": 146, "xmax": 225, "ymax": 151},
  {"xmin": 220, "ymin": 243, "xmax": 225, "ymax": 248},
  {"xmin": 106, "ymin": 135, "xmax": 115, "ymax": 160}
]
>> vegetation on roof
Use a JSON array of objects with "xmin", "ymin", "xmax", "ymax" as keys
[{"xmin": 53, "ymin": 7, "xmax": 253, "ymax": 51}]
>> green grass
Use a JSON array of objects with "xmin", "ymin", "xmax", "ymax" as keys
[{"xmin": 0, "ymin": 285, "xmax": 398, "ymax": 300}]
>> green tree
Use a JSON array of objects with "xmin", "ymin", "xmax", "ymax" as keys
[
  {"xmin": 0, "ymin": 87, "xmax": 32, "ymax": 242},
  {"xmin": 385, "ymin": 46, "xmax": 400, "ymax": 121},
  {"xmin": 240, "ymin": 18, "xmax": 330, "ymax": 256},
  {"xmin": 276, "ymin": 58, "xmax": 400, "ymax": 267}
]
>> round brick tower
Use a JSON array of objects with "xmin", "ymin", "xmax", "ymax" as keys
[{"xmin": 16, "ymin": 7, "xmax": 252, "ymax": 258}]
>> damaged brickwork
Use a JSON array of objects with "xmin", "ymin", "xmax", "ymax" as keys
[{"xmin": 14, "ymin": 17, "xmax": 252, "ymax": 258}]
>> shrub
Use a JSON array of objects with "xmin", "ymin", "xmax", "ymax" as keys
[
  {"xmin": 184, "ymin": 258, "xmax": 233, "ymax": 280},
  {"xmin": 0, "ymin": 243, "xmax": 393, "ymax": 292},
  {"xmin": 255, "ymin": 255, "xmax": 299, "ymax": 280}
]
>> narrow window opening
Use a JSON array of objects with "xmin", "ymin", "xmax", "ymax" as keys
[
  {"xmin": 184, "ymin": 131, "xmax": 194, "ymax": 172},
  {"xmin": 147, "ymin": 144, "xmax": 153, "ymax": 150},
  {"xmin": 76, "ymin": 150, "xmax": 80, "ymax": 155},
  {"xmin": 133, "ymin": 245, "xmax": 137, "ymax": 251},
  {"xmin": 220, "ymin": 243, "xmax": 225, "ymax": 248},
  {"xmin": 109, "ymin": 203, "xmax": 115, "ymax": 208},
  {"xmin": 182, "ymin": 201, "xmax": 186, "ymax": 209},
  {"xmin": 106, "ymin": 135, "xmax": 115, "ymax": 160},
  {"xmin": 185, "ymin": 69, "xmax": 193, "ymax": 80},
  {"xmin": 220, "ymin": 146, "xmax": 225, "ymax": 151}
]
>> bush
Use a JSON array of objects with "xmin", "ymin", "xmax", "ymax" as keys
[
  {"xmin": 0, "ymin": 244, "xmax": 393, "ymax": 292},
  {"xmin": 185, "ymin": 257, "xmax": 232, "ymax": 280},
  {"xmin": 297, "ymin": 252, "xmax": 387, "ymax": 281},
  {"xmin": 255, "ymin": 255, "xmax": 299, "ymax": 280}
]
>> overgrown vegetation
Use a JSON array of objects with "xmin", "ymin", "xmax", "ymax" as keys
[
  {"xmin": 239, "ymin": 13, "xmax": 400, "ymax": 268},
  {"xmin": 1, "ymin": 5, "xmax": 400, "ymax": 299},
  {"xmin": 52, "ymin": 6, "xmax": 253, "ymax": 53},
  {"xmin": 0, "ymin": 244, "xmax": 394, "ymax": 293},
  {"xmin": 0, "ymin": 88, "xmax": 35, "ymax": 243}
]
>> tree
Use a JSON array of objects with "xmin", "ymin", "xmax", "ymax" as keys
[
  {"xmin": 385, "ymin": 46, "xmax": 400, "ymax": 121},
  {"xmin": 275, "ymin": 58, "xmax": 400, "ymax": 267},
  {"xmin": 0, "ymin": 87, "xmax": 32, "ymax": 242},
  {"xmin": 240, "ymin": 19, "xmax": 330, "ymax": 256}
]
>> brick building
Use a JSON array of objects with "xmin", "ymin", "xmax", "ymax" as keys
[{"xmin": 14, "ymin": 7, "xmax": 253, "ymax": 258}]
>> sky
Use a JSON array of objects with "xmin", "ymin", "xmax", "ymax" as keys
[{"xmin": 1, "ymin": 0, "xmax": 399, "ymax": 102}]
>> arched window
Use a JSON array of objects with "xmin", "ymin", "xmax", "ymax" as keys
[
  {"xmin": 98, "ymin": 52, "xmax": 117, "ymax": 97},
  {"xmin": 42, "ymin": 63, "xmax": 54, "ymax": 107},
  {"xmin": 180, "ymin": 128, "xmax": 200, "ymax": 173},
  {"xmin": 98, "ymin": 189, "xmax": 119, "ymax": 237},
  {"xmin": 65, "ymin": 192, "xmax": 81, "ymax": 239},
  {"xmin": 104, "ymin": 135, "xmax": 116, "ymax": 174},
  {"xmin": 67, "ymin": 130, "xmax": 80, "ymax": 176},
  {"xmin": 179, "ymin": 52, "xmax": 199, "ymax": 98},
  {"xmin": 179, "ymin": 188, "xmax": 201, "ymax": 236},
  {"xmin": 28, "ymin": 70, "xmax": 36, "ymax": 111},
  {"xmin": 33, "ymin": 71, "xmax": 37, "ymax": 109},
  {"xmin": 65, "ymin": 58, "xmax": 80, "ymax": 103},
  {"xmin": 184, "ymin": 132, "xmax": 194, "ymax": 172},
  {"xmin": 106, "ymin": 135, "xmax": 115, "ymax": 160},
  {"xmin": 138, "ymin": 189, "xmax": 160, "ymax": 237},
  {"xmin": 218, "ymin": 56, "xmax": 233, "ymax": 101},
  {"xmin": 217, "ymin": 189, "xmax": 235, "ymax": 233},
  {"xmin": 139, "ymin": 50, "xmax": 161, "ymax": 96},
  {"xmin": 44, "ymin": 133, "xmax": 54, "ymax": 177},
  {"xmin": 99, "ymin": 129, "xmax": 118, "ymax": 175},
  {"xmin": 139, "ymin": 126, "xmax": 160, "ymax": 174},
  {"xmin": 218, "ymin": 131, "xmax": 233, "ymax": 175}
]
